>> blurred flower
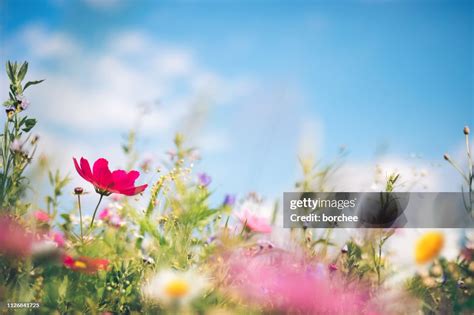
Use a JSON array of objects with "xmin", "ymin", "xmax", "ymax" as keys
[
  {"xmin": 0, "ymin": 216, "xmax": 33, "ymax": 257},
  {"xmin": 98, "ymin": 208, "xmax": 111, "ymax": 220},
  {"xmin": 10, "ymin": 139, "xmax": 23, "ymax": 153},
  {"xmin": 142, "ymin": 269, "xmax": 209, "ymax": 306},
  {"xmin": 34, "ymin": 210, "xmax": 50, "ymax": 223},
  {"xmin": 328, "ymin": 263, "xmax": 338, "ymax": 272},
  {"xmin": 63, "ymin": 255, "xmax": 109, "ymax": 273},
  {"xmin": 98, "ymin": 208, "xmax": 124, "ymax": 227},
  {"xmin": 73, "ymin": 157, "xmax": 148, "ymax": 196},
  {"xmin": 414, "ymin": 231, "xmax": 444, "ymax": 264},
  {"xmin": 236, "ymin": 209, "xmax": 272, "ymax": 234},
  {"xmin": 385, "ymin": 229, "xmax": 460, "ymax": 284},
  {"xmin": 46, "ymin": 231, "xmax": 65, "ymax": 247},
  {"xmin": 223, "ymin": 194, "xmax": 236, "ymax": 207},
  {"xmin": 110, "ymin": 193, "xmax": 123, "ymax": 202},
  {"xmin": 198, "ymin": 173, "xmax": 211, "ymax": 187},
  {"xmin": 18, "ymin": 95, "xmax": 30, "ymax": 110},
  {"xmin": 223, "ymin": 250, "xmax": 368, "ymax": 313}
]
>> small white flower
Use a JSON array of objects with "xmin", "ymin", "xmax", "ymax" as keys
[{"xmin": 142, "ymin": 269, "xmax": 209, "ymax": 306}]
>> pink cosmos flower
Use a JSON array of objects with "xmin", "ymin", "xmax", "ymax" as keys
[
  {"xmin": 73, "ymin": 157, "xmax": 148, "ymax": 196},
  {"xmin": 223, "ymin": 249, "xmax": 369, "ymax": 313},
  {"xmin": 34, "ymin": 210, "xmax": 50, "ymax": 223},
  {"xmin": 236, "ymin": 209, "xmax": 272, "ymax": 233}
]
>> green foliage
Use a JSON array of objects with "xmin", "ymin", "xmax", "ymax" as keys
[{"xmin": 0, "ymin": 61, "xmax": 43, "ymax": 211}]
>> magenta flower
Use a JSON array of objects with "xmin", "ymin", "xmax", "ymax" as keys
[
  {"xmin": 49, "ymin": 231, "xmax": 65, "ymax": 247},
  {"xmin": 34, "ymin": 210, "xmax": 50, "ymax": 223},
  {"xmin": 98, "ymin": 208, "xmax": 110, "ymax": 220},
  {"xmin": 236, "ymin": 209, "xmax": 272, "ymax": 234},
  {"xmin": 73, "ymin": 157, "xmax": 147, "ymax": 196}
]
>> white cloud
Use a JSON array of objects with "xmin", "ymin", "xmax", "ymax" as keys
[
  {"xmin": 20, "ymin": 24, "xmax": 79, "ymax": 59},
  {"xmin": 327, "ymin": 156, "xmax": 456, "ymax": 192}
]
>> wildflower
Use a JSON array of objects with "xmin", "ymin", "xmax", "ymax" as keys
[
  {"xmin": 328, "ymin": 263, "xmax": 338, "ymax": 272},
  {"xmin": 236, "ymin": 209, "xmax": 272, "ymax": 234},
  {"xmin": 17, "ymin": 95, "xmax": 30, "ymax": 110},
  {"xmin": 34, "ymin": 210, "xmax": 50, "ymax": 223},
  {"xmin": 5, "ymin": 107, "xmax": 15, "ymax": 119},
  {"xmin": 63, "ymin": 255, "xmax": 109, "ymax": 273},
  {"xmin": 223, "ymin": 194, "xmax": 236, "ymax": 207},
  {"xmin": 223, "ymin": 250, "xmax": 367, "ymax": 313},
  {"xmin": 0, "ymin": 216, "xmax": 33, "ymax": 257},
  {"xmin": 414, "ymin": 231, "xmax": 444, "ymax": 264},
  {"xmin": 48, "ymin": 231, "xmax": 65, "ymax": 247},
  {"xmin": 73, "ymin": 157, "xmax": 147, "ymax": 196},
  {"xmin": 142, "ymin": 269, "xmax": 209, "ymax": 306},
  {"xmin": 98, "ymin": 208, "xmax": 111, "ymax": 220},
  {"xmin": 198, "ymin": 173, "xmax": 211, "ymax": 187},
  {"xmin": 10, "ymin": 139, "xmax": 23, "ymax": 152},
  {"xmin": 98, "ymin": 208, "xmax": 124, "ymax": 227}
]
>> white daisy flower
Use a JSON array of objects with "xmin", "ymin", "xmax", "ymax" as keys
[
  {"xmin": 142, "ymin": 269, "xmax": 209, "ymax": 306},
  {"xmin": 385, "ymin": 228, "xmax": 461, "ymax": 284}
]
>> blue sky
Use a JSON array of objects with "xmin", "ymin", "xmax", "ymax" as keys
[{"xmin": 0, "ymin": 0, "xmax": 472, "ymax": 204}]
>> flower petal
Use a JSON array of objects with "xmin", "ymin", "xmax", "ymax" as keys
[
  {"xmin": 80, "ymin": 157, "xmax": 93, "ymax": 182},
  {"xmin": 92, "ymin": 158, "xmax": 113, "ymax": 190}
]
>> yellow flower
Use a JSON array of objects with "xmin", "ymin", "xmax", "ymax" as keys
[
  {"xmin": 165, "ymin": 278, "xmax": 190, "ymax": 298},
  {"xmin": 142, "ymin": 269, "xmax": 209, "ymax": 306},
  {"xmin": 414, "ymin": 232, "xmax": 444, "ymax": 264}
]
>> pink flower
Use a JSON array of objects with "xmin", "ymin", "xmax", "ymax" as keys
[
  {"xmin": 0, "ymin": 216, "xmax": 33, "ymax": 257},
  {"xmin": 73, "ymin": 157, "xmax": 148, "ymax": 196},
  {"xmin": 98, "ymin": 208, "xmax": 123, "ymax": 227},
  {"xmin": 98, "ymin": 208, "xmax": 110, "ymax": 220},
  {"xmin": 236, "ymin": 209, "xmax": 272, "ymax": 234},
  {"xmin": 223, "ymin": 249, "xmax": 369, "ymax": 313},
  {"xmin": 34, "ymin": 210, "xmax": 50, "ymax": 223},
  {"xmin": 49, "ymin": 231, "xmax": 65, "ymax": 247}
]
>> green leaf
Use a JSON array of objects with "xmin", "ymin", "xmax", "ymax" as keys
[
  {"xmin": 6, "ymin": 61, "xmax": 15, "ymax": 82},
  {"xmin": 22, "ymin": 118, "xmax": 36, "ymax": 132},
  {"xmin": 17, "ymin": 62, "xmax": 28, "ymax": 82},
  {"xmin": 2, "ymin": 100, "xmax": 15, "ymax": 107},
  {"xmin": 23, "ymin": 79, "xmax": 44, "ymax": 91}
]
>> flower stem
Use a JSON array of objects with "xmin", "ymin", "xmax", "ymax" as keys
[
  {"xmin": 90, "ymin": 194, "xmax": 104, "ymax": 229},
  {"xmin": 77, "ymin": 194, "xmax": 83, "ymax": 241}
]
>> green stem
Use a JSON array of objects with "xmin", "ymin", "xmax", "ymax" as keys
[
  {"xmin": 77, "ymin": 194, "xmax": 83, "ymax": 240},
  {"xmin": 90, "ymin": 194, "xmax": 104, "ymax": 229}
]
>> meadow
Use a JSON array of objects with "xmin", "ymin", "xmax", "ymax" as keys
[{"xmin": 0, "ymin": 61, "xmax": 472, "ymax": 314}]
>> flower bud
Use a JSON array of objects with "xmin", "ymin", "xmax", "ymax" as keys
[
  {"xmin": 443, "ymin": 153, "xmax": 450, "ymax": 161},
  {"xmin": 464, "ymin": 126, "xmax": 470, "ymax": 135},
  {"xmin": 74, "ymin": 187, "xmax": 84, "ymax": 195}
]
